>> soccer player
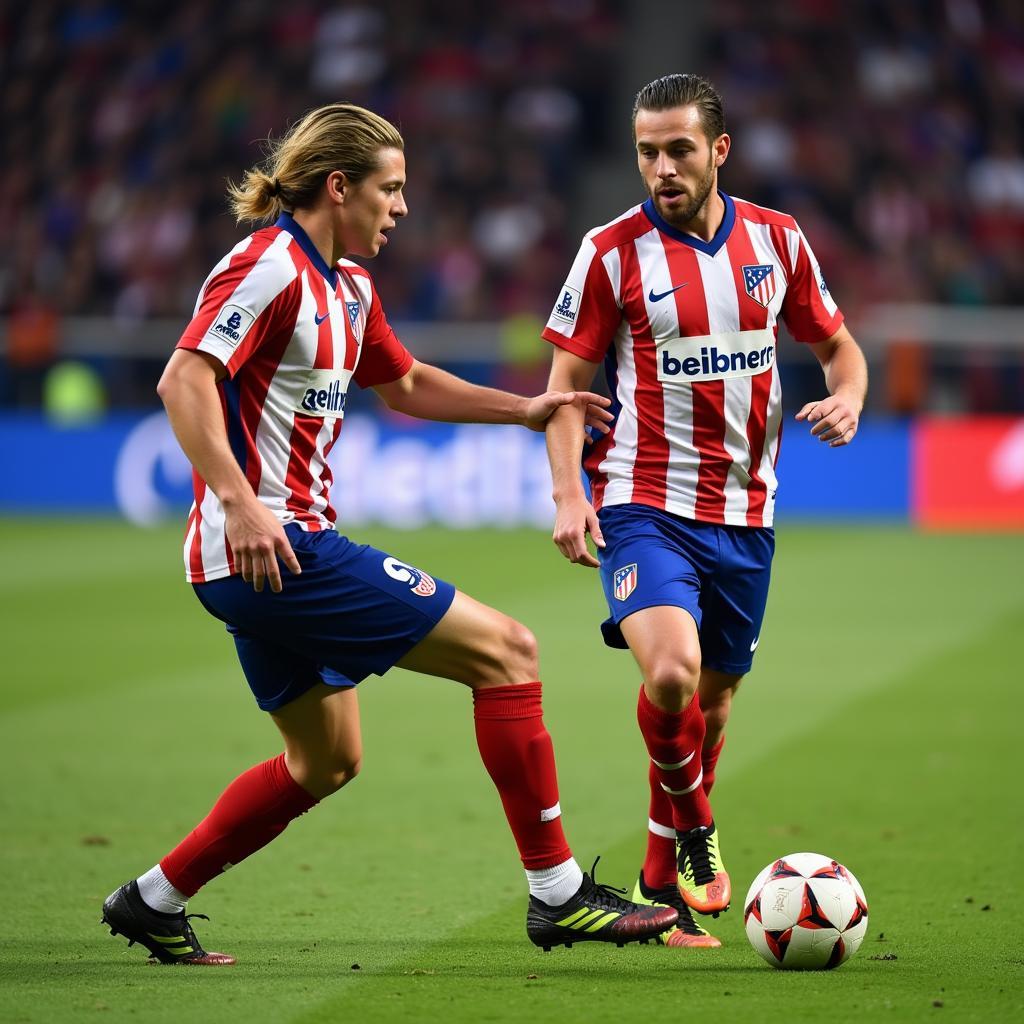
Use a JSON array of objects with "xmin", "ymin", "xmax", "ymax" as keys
[
  {"xmin": 543, "ymin": 74, "xmax": 868, "ymax": 948},
  {"xmin": 100, "ymin": 103, "xmax": 677, "ymax": 965}
]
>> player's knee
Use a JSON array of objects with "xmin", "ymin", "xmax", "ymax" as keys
[
  {"xmin": 504, "ymin": 620, "xmax": 539, "ymax": 680},
  {"xmin": 293, "ymin": 754, "xmax": 361, "ymax": 798},
  {"xmin": 645, "ymin": 657, "xmax": 700, "ymax": 707},
  {"xmin": 472, "ymin": 618, "xmax": 538, "ymax": 687}
]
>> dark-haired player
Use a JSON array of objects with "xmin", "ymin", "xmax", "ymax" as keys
[{"xmin": 544, "ymin": 74, "xmax": 867, "ymax": 947}]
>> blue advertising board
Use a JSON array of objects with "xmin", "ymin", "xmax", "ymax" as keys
[{"xmin": 0, "ymin": 412, "xmax": 912, "ymax": 525}]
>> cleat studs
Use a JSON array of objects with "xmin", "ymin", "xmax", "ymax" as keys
[{"xmin": 542, "ymin": 946, "xmax": 551, "ymax": 952}]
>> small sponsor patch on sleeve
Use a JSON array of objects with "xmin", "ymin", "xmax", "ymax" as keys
[
  {"xmin": 204, "ymin": 304, "xmax": 255, "ymax": 348},
  {"xmin": 550, "ymin": 284, "xmax": 581, "ymax": 325}
]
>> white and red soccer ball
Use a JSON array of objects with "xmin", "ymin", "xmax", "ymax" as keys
[{"xmin": 744, "ymin": 852, "xmax": 869, "ymax": 970}]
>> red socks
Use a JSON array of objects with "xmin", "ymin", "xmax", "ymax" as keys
[
  {"xmin": 642, "ymin": 762, "xmax": 679, "ymax": 888},
  {"xmin": 636, "ymin": 686, "xmax": 712, "ymax": 833},
  {"xmin": 701, "ymin": 736, "xmax": 725, "ymax": 798},
  {"xmin": 473, "ymin": 682, "xmax": 572, "ymax": 870},
  {"xmin": 160, "ymin": 753, "xmax": 318, "ymax": 896},
  {"xmin": 643, "ymin": 733, "xmax": 726, "ymax": 888}
]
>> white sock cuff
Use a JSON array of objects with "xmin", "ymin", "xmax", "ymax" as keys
[
  {"xmin": 136, "ymin": 864, "xmax": 188, "ymax": 914},
  {"xmin": 648, "ymin": 817, "xmax": 675, "ymax": 840},
  {"xmin": 526, "ymin": 857, "xmax": 584, "ymax": 907}
]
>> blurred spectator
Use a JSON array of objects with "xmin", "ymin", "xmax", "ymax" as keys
[
  {"xmin": 2, "ymin": 1, "xmax": 1023, "ymax": 413},
  {"xmin": 1, "ymin": 0, "xmax": 619, "ymax": 343},
  {"xmin": 3, "ymin": 291, "xmax": 60, "ymax": 408}
]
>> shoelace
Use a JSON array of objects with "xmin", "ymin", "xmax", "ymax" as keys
[
  {"xmin": 179, "ymin": 913, "xmax": 210, "ymax": 951},
  {"xmin": 682, "ymin": 830, "xmax": 716, "ymax": 886},
  {"xmin": 586, "ymin": 857, "xmax": 637, "ymax": 913}
]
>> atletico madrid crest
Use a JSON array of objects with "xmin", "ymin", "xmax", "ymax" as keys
[
  {"xmin": 742, "ymin": 264, "xmax": 777, "ymax": 308},
  {"xmin": 613, "ymin": 563, "xmax": 638, "ymax": 602}
]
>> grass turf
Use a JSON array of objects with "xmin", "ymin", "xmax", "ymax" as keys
[{"xmin": 0, "ymin": 521, "xmax": 1022, "ymax": 1023}]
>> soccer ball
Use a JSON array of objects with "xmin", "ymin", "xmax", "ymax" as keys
[{"xmin": 743, "ymin": 852, "xmax": 868, "ymax": 970}]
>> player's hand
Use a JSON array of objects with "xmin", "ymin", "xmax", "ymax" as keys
[
  {"xmin": 795, "ymin": 391, "xmax": 861, "ymax": 447},
  {"xmin": 552, "ymin": 493, "xmax": 605, "ymax": 568},
  {"xmin": 524, "ymin": 390, "xmax": 612, "ymax": 440},
  {"xmin": 224, "ymin": 498, "xmax": 302, "ymax": 593}
]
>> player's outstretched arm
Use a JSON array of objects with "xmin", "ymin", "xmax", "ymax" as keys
[
  {"xmin": 157, "ymin": 350, "xmax": 301, "ymax": 593},
  {"xmin": 546, "ymin": 348, "xmax": 605, "ymax": 569},
  {"xmin": 796, "ymin": 325, "xmax": 869, "ymax": 447},
  {"xmin": 371, "ymin": 359, "xmax": 612, "ymax": 435}
]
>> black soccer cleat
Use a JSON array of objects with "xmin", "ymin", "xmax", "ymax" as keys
[
  {"xmin": 101, "ymin": 881, "xmax": 236, "ymax": 966},
  {"xmin": 526, "ymin": 859, "xmax": 678, "ymax": 952}
]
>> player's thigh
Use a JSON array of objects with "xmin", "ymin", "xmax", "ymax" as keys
[
  {"xmin": 700, "ymin": 526, "xmax": 774, "ymax": 675},
  {"xmin": 619, "ymin": 604, "xmax": 703, "ymax": 688},
  {"xmin": 596, "ymin": 505, "xmax": 706, "ymax": 653},
  {"xmin": 270, "ymin": 683, "xmax": 362, "ymax": 798},
  {"xmin": 395, "ymin": 589, "xmax": 537, "ymax": 688}
]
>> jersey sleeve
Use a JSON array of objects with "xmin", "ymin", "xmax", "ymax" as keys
[
  {"xmin": 778, "ymin": 225, "xmax": 844, "ymax": 344},
  {"xmin": 177, "ymin": 234, "xmax": 300, "ymax": 377},
  {"xmin": 352, "ymin": 273, "xmax": 414, "ymax": 388},
  {"xmin": 541, "ymin": 236, "xmax": 621, "ymax": 362}
]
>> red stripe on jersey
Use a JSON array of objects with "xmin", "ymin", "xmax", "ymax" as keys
[
  {"xmin": 731, "ymin": 198, "xmax": 798, "ymax": 231},
  {"xmin": 318, "ymin": 419, "xmax": 344, "ymax": 523},
  {"xmin": 188, "ymin": 230, "xmax": 280, "ymax": 343},
  {"xmin": 584, "ymin": 425, "xmax": 616, "ymax": 510},
  {"xmin": 729, "ymin": 220, "xmax": 773, "ymax": 525},
  {"xmin": 188, "ymin": 474, "xmax": 207, "ymax": 582},
  {"xmin": 661, "ymin": 237, "xmax": 729, "ymax": 522},
  {"xmin": 768, "ymin": 224, "xmax": 792, "ymax": 281},
  {"xmin": 283, "ymin": 415, "xmax": 323, "ymax": 521},
  {"xmin": 591, "ymin": 209, "xmax": 654, "ymax": 254},
  {"xmin": 620, "ymin": 240, "xmax": 669, "ymax": 507}
]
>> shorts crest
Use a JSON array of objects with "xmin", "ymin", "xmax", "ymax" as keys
[{"xmin": 613, "ymin": 563, "xmax": 638, "ymax": 601}]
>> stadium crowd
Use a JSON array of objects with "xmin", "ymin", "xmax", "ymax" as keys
[{"xmin": 2, "ymin": 0, "xmax": 1022, "ymax": 410}]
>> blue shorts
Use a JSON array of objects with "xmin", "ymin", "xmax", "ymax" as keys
[
  {"xmin": 193, "ymin": 525, "xmax": 456, "ymax": 712},
  {"xmin": 597, "ymin": 505, "xmax": 774, "ymax": 675}
]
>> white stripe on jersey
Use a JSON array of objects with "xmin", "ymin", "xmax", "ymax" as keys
[
  {"xmin": 635, "ymin": 230, "xmax": 701, "ymax": 513},
  {"xmin": 601, "ymin": 247, "xmax": 622, "ymax": 302},
  {"xmin": 306, "ymin": 419, "xmax": 336, "ymax": 520},
  {"xmin": 702, "ymin": 247, "xmax": 752, "ymax": 522},
  {"xmin": 198, "ymin": 485, "xmax": 228, "ymax": 575},
  {"xmin": 599, "ymin": 320, "xmax": 641, "ymax": 508}
]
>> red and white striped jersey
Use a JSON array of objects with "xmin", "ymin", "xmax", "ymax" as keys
[
  {"xmin": 176, "ymin": 213, "xmax": 413, "ymax": 582},
  {"xmin": 542, "ymin": 193, "xmax": 843, "ymax": 527}
]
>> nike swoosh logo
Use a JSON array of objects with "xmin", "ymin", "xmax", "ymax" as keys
[
  {"xmin": 749, "ymin": 636, "xmax": 760, "ymax": 652},
  {"xmin": 648, "ymin": 283, "xmax": 688, "ymax": 303},
  {"xmin": 314, "ymin": 312, "xmax": 329, "ymax": 325}
]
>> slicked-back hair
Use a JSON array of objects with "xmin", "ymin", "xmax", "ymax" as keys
[
  {"xmin": 632, "ymin": 74, "xmax": 726, "ymax": 143},
  {"xmin": 227, "ymin": 103, "xmax": 404, "ymax": 224}
]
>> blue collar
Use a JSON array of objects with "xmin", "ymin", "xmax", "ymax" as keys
[
  {"xmin": 274, "ymin": 212, "xmax": 338, "ymax": 286},
  {"xmin": 641, "ymin": 190, "xmax": 735, "ymax": 256}
]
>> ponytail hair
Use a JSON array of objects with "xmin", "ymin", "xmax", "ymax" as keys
[{"xmin": 227, "ymin": 103, "xmax": 404, "ymax": 224}]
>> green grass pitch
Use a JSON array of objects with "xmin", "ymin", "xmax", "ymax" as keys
[{"xmin": 1, "ymin": 520, "xmax": 1022, "ymax": 1023}]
